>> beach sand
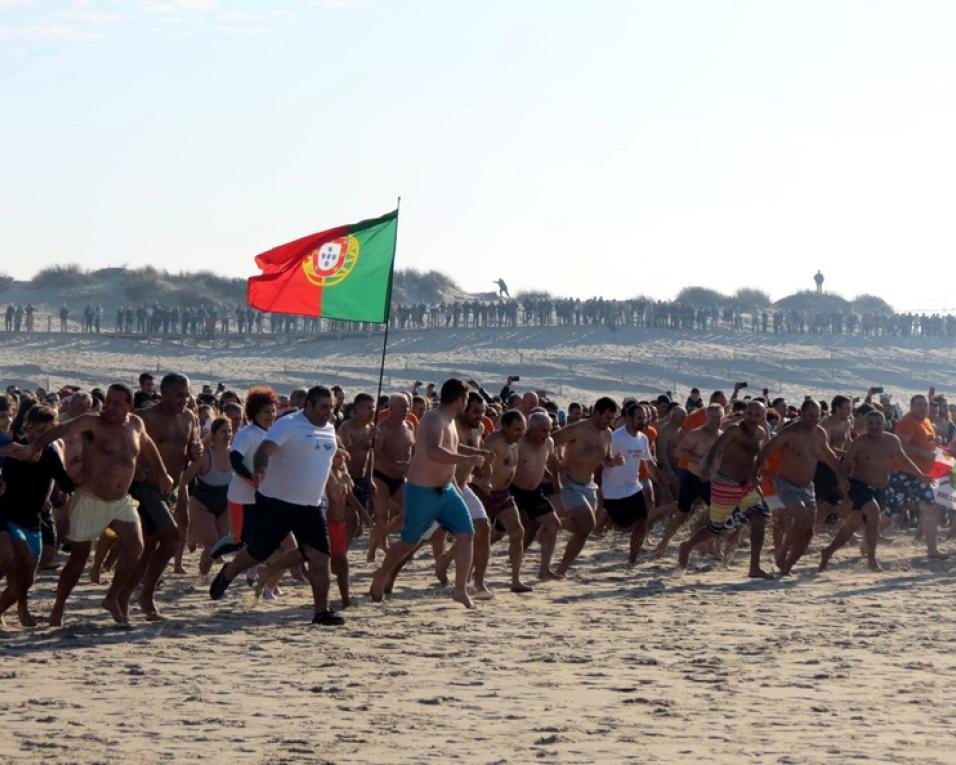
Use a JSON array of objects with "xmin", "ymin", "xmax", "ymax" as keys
[
  {"xmin": 0, "ymin": 528, "xmax": 953, "ymax": 764},
  {"xmin": 1, "ymin": 325, "xmax": 953, "ymax": 405}
]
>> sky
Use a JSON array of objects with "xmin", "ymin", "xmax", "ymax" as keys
[{"xmin": 2, "ymin": 0, "xmax": 955, "ymax": 311}]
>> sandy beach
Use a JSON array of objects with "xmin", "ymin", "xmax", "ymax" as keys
[
  {"xmin": 0, "ymin": 527, "xmax": 953, "ymax": 764},
  {"xmin": 1, "ymin": 327, "xmax": 955, "ymax": 763},
  {"xmin": 1, "ymin": 325, "xmax": 953, "ymax": 405}
]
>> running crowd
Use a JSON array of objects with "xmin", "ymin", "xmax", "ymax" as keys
[{"xmin": 0, "ymin": 373, "xmax": 952, "ymax": 629}]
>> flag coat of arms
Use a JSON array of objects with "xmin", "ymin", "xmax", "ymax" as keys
[{"xmin": 247, "ymin": 209, "xmax": 398, "ymax": 323}]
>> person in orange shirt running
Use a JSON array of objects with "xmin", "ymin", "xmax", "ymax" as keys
[{"xmin": 885, "ymin": 394, "xmax": 948, "ymax": 560}]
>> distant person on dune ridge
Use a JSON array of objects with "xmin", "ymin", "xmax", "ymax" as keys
[{"xmin": 494, "ymin": 278, "xmax": 510, "ymax": 298}]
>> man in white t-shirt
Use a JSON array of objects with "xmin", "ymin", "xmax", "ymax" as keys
[
  {"xmin": 602, "ymin": 402, "xmax": 667, "ymax": 565},
  {"xmin": 209, "ymin": 386, "xmax": 345, "ymax": 626}
]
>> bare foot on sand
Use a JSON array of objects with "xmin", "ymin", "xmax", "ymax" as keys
[
  {"xmin": 538, "ymin": 569, "xmax": 563, "ymax": 581},
  {"xmin": 866, "ymin": 559, "xmax": 883, "ymax": 572},
  {"xmin": 510, "ymin": 582, "xmax": 533, "ymax": 593},
  {"xmin": 452, "ymin": 590, "xmax": 476, "ymax": 609},
  {"xmin": 748, "ymin": 567, "xmax": 774, "ymax": 580},
  {"xmin": 677, "ymin": 542, "xmax": 691, "ymax": 569},
  {"xmin": 927, "ymin": 551, "xmax": 949, "ymax": 560},
  {"xmin": 17, "ymin": 607, "xmax": 37, "ymax": 627},
  {"xmin": 818, "ymin": 547, "xmax": 833, "ymax": 571},
  {"xmin": 138, "ymin": 595, "xmax": 164, "ymax": 622},
  {"xmin": 102, "ymin": 597, "xmax": 129, "ymax": 625},
  {"xmin": 434, "ymin": 555, "xmax": 451, "ymax": 586}
]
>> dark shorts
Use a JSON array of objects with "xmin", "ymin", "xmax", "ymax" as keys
[
  {"xmin": 373, "ymin": 469, "xmax": 404, "ymax": 496},
  {"xmin": 129, "ymin": 480, "xmax": 177, "ymax": 536},
  {"xmin": 848, "ymin": 478, "xmax": 888, "ymax": 513},
  {"xmin": 246, "ymin": 492, "xmax": 330, "ymax": 562},
  {"xmin": 813, "ymin": 462, "xmax": 841, "ymax": 506},
  {"xmin": 509, "ymin": 485, "xmax": 555, "ymax": 519},
  {"xmin": 603, "ymin": 491, "xmax": 648, "ymax": 529},
  {"xmin": 352, "ymin": 476, "xmax": 373, "ymax": 509},
  {"xmin": 473, "ymin": 486, "xmax": 517, "ymax": 518},
  {"xmin": 885, "ymin": 472, "xmax": 935, "ymax": 514},
  {"xmin": 678, "ymin": 471, "xmax": 710, "ymax": 514},
  {"xmin": 40, "ymin": 504, "xmax": 56, "ymax": 549}
]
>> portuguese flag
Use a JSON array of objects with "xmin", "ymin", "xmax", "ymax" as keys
[{"xmin": 247, "ymin": 209, "xmax": 398, "ymax": 322}]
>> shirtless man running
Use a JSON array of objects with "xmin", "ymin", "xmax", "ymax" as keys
[
  {"xmin": 820, "ymin": 410, "xmax": 932, "ymax": 571},
  {"xmin": 435, "ymin": 392, "xmax": 494, "ymax": 597},
  {"xmin": 337, "ymin": 392, "xmax": 376, "ymax": 540},
  {"xmin": 11, "ymin": 384, "xmax": 172, "ymax": 625},
  {"xmin": 655, "ymin": 404, "xmax": 686, "ymax": 500},
  {"xmin": 813, "ymin": 394, "xmax": 854, "ymax": 530},
  {"xmin": 510, "ymin": 411, "xmax": 563, "ymax": 579},
  {"xmin": 654, "ymin": 404, "xmax": 723, "ymax": 556},
  {"xmin": 473, "ymin": 410, "xmax": 532, "ymax": 593},
  {"xmin": 370, "ymin": 379, "xmax": 486, "ymax": 608},
  {"xmin": 551, "ymin": 397, "xmax": 623, "ymax": 577},
  {"xmin": 756, "ymin": 400, "xmax": 845, "ymax": 575},
  {"xmin": 367, "ymin": 394, "xmax": 415, "ymax": 562},
  {"xmin": 678, "ymin": 401, "xmax": 773, "ymax": 579},
  {"xmin": 128, "ymin": 372, "xmax": 201, "ymax": 620}
]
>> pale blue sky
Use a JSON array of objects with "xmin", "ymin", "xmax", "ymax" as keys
[{"xmin": 2, "ymin": 1, "xmax": 954, "ymax": 310}]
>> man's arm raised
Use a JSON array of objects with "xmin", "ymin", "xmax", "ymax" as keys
[{"xmin": 9, "ymin": 414, "xmax": 96, "ymax": 460}]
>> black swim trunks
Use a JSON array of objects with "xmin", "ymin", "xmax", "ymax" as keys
[
  {"xmin": 373, "ymin": 469, "xmax": 404, "ymax": 496},
  {"xmin": 352, "ymin": 476, "xmax": 373, "ymax": 509},
  {"xmin": 509, "ymin": 484, "xmax": 555, "ymax": 519},
  {"xmin": 603, "ymin": 491, "xmax": 648, "ymax": 529},
  {"xmin": 678, "ymin": 471, "xmax": 710, "ymax": 514},
  {"xmin": 813, "ymin": 462, "xmax": 841, "ymax": 506},
  {"xmin": 848, "ymin": 478, "xmax": 888, "ymax": 514}
]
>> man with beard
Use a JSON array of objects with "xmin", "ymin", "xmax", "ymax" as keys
[{"xmin": 602, "ymin": 402, "xmax": 668, "ymax": 565}]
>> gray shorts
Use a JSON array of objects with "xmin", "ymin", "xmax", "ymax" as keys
[
  {"xmin": 129, "ymin": 480, "xmax": 177, "ymax": 536},
  {"xmin": 774, "ymin": 477, "xmax": 817, "ymax": 512},
  {"xmin": 561, "ymin": 478, "xmax": 598, "ymax": 510}
]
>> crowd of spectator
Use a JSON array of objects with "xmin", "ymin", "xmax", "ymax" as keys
[{"xmin": 4, "ymin": 297, "xmax": 956, "ymax": 339}]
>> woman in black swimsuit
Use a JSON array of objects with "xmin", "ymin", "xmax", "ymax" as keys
[{"xmin": 184, "ymin": 417, "xmax": 234, "ymax": 579}]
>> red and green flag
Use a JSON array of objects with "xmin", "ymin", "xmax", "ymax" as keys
[{"xmin": 247, "ymin": 209, "xmax": 398, "ymax": 322}]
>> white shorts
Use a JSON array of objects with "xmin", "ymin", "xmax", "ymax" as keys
[
  {"xmin": 461, "ymin": 485, "xmax": 489, "ymax": 522},
  {"xmin": 68, "ymin": 490, "xmax": 140, "ymax": 543}
]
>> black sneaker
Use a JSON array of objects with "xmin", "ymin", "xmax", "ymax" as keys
[
  {"xmin": 209, "ymin": 567, "xmax": 232, "ymax": 600},
  {"xmin": 209, "ymin": 539, "xmax": 242, "ymax": 560},
  {"xmin": 311, "ymin": 610, "xmax": 346, "ymax": 626}
]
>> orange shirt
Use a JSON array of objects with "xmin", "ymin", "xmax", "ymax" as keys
[
  {"xmin": 760, "ymin": 450, "xmax": 782, "ymax": 497},
  {"xmin": 681, "ymin": 407, "xmax": 707, "ymax": 433},
  {"xmin": 639, "ymin": 425, "xmax": 657, "ymax": 481},
  {"xmin": 677, "ymin": 409, "xmax": 708, "ymax": 469},
  {"xmin": 893, "ymin": 413, "xmax": 936, "ymax": 473},
  {"xmin": 480, "ymin": 415, "xmax": 496, "ymax": 439}
]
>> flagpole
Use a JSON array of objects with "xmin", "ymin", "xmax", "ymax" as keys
[{"xmin": 373, "ymin": 196, "xmax": 400, "ymax": 421}]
